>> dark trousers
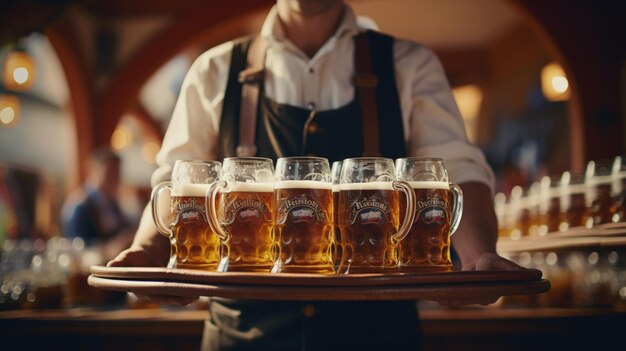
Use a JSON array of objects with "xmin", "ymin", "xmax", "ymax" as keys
[{"xmin": 203, "ymin": 300, "xmax": 423, "ymax": 351}]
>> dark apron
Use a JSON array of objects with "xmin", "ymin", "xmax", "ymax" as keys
[
  {"xmin": 218, "ymin": 31, "xmax": 406, "ymax": 162},
  {"xmin": 206, "ymin": 31, "xmax": 422, "ymax": 351},
  {"xmin": 204, "ymin": 299, "xmax": 422, "ymax": 351}
]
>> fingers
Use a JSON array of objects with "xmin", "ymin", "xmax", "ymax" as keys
[
  {"xmin": 133, "ymin": 293, "xmax": 198, "ymax": 306},
  {"xmin": 107, "ymin": 249, "xmax": 151, "ymax": 267},
  {"xmin": 441, "ymin": 253, "xmax": 528, "ymax": 307},
  {"xmin": 105, "ymin": 249, "xmax": 197, "ymax": 306},
  {"xmin": 473, "ymin": 252, "xmax": 526, "ymax": 271},
  {"xmin": 437, "ymin": 295, "xmax": 500, "ymax": 307},
  {"xmin": 491, "ymin": 257, "xmax": 525, "ymax": 271}
]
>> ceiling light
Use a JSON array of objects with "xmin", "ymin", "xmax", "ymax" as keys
[
  {"xmin": 541, "ymin": 62, "xmax": 570, "ymax": 102},
  {"xmin": 3, "ymin": 51, "xmax": 36, "ymax": 91},
  {"xmin": 111, "ymin": 126, "xmax": 132, "ymax": 150},
  {"xmin": 0, "ymin": 95, "xmax": 20, "ymax": 127}
]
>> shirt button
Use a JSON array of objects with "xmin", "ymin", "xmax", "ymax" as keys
[
  {"xmin": 302, "ymin": 304, "xmax": 316, "ymax": 317},
  {"xmin": 307, "ymin": 123, "xmax": 318, "ymax": 134},
  {"xmin": 309, "ymin": 67, "xmax": 314, "ymax": 74}
]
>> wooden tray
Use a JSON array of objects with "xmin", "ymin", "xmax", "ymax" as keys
[{"xmin": 88, "ymin": 266, "xmax": 549, "ymax": 301}]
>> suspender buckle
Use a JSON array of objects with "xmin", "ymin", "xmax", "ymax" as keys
[
  {"xmin": 353, "ymin": 73, "xmax": 378, "ymax": 88},
  {"xmin": 238, "ymin": 67, "xmax": 264, "ymax": 84}
]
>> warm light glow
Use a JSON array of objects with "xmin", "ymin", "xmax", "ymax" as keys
[
  {"xmin": 111, "ymin": 126, "xmax": 132, "ymax": 150},
  {"xmin": 141, "ymin": 141, "xmax": 160, "ymax": 164},
  {"xmin": 452, "ymin": 84, "xmax": 483, "ymax": 143},
  {"xmin": 541, "ymin": 62, "xmax": 570, "ymax": 101},
  {"xmin": 551, "ymin": 76, "xmax": 569, "ymax": 93},
  {"xmin": 0, "ymin": 95, "xmax": 20, "ymax": 127},
  {"xmin": 3, "ymin": 51, "xmax": 36, "ymax": 91},
  {"xmin": 0, "ymin": 107, "xmax": 15, "ymax": 124},
  {"xmin": 12, "ymin": 67, "xmax": 29, "ymax": 84}
]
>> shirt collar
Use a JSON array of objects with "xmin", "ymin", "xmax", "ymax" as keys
[{"xmin": 260, "ymin": 4, "xmax": 361, "ymax": 47}]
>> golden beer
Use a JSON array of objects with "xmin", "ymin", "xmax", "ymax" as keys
[
  {"xmin": 332, "ymin": 185, "xmax": 342, "ymax": 270},
  {"xmin": 586, "ymin": 162, "xmax": 618, "ymax": 226},
  {"xmin": 614, "ymin": 184, "xmax": 626, "ymax": 223},
  {"xmin": 216, "ymin": 182, "xmax": 274, "ymax": 272},
  {"xmin": 565, "ymin": 192, "xmax": 589, "ymax": 228},
  {"xmin": 560, "ymin": 173, "xmax": 590, "ymax": 230},
  {"xmin": 398, "ymin": 181, "xmax": 452, "ymax": 272},
  {"xmin": 170, "ymin": 184, "xmax": 220, "ymax": 269},
  {"xmin": 338, "ymin": 182, "xmax": 400, "ymax": 274},
  {"xmin": 273, "ymin": 180, "xmax": 334, "ymax": 274},
  {"xmin": 544, "ymin": 197, "xmax": 563, "ymax": 233},
  {"xmin": 590, "ymin": 183, "xmax": 615, "ymax": 225}
]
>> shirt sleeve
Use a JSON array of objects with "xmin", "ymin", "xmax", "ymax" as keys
[
  {"xmin": 151, "ymin": 43, "xmax": 233, "ymax": 187},
  {"xmin": 395, "ymin": 41, "xmax": 495, "ymax": 194}
]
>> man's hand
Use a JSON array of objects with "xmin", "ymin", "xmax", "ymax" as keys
[
  {"xmin": 108, "ymin": 247, "xmax": 198, "ymax": 306},
  {"xmin": 462, "ymin": 252, "xmax": 525, "ymax": 272},
  {"xmin": 106, "ymin": 206, "xmax": 198, "ymax": 306},
  {"xmin": 437, "ymin": 252, "xmax": 526, "ymax": 307},
  {"xmin": 440, "ymin": 182, "xmax": 527, "ymax": 307}
]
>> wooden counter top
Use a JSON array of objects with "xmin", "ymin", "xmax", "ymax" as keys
[{"xmin": 1, "ymin": 305, "xmax": 624, "ymax": 350}]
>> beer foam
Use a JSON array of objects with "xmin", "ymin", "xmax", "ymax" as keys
[
  {"xmin": 407, "ymin": 181, "xmax": 450, "ymax": 190},
  {"xmin": 332, "ymin": 184, "xmax": 340, "ymax": 192},
  {"xmin": 171, "ymin": 183, "xmax": 212, "ymax": 197},
  {"xmin": 339, "ymin": 181, "xmax": 395, "ymax": 191},
  {"xmin": 228, "ymin": 182, "xmax": 274, "ymax": 193},
  {"xmin": 274, "ymin": 180, "xmax": 332, "ymax": 190}
]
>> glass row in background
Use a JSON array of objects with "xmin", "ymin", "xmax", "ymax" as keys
[
  {"xmin": 0, "ymin": 238, "xmax": 114, "ymax": 310},
  {"xmin": 496, "ymin": 156, "xmax": 626, "ymax": 239},
  {"xmin": 500, "ymin": 249, "xmax": 626, "ymax": 309}
]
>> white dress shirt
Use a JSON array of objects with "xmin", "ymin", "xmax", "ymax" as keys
[{"xmin": 153, "ymin": 4, "xmax": 495, "ymax": 193}]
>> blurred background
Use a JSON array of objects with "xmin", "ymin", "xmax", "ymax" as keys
[
  {"xmin": 1, "ymin": 0, "xmax": 624, "ymax": 242},
  {"xmin": 0, "ymin": 0, "xmax": 625, "ymax": 349}
]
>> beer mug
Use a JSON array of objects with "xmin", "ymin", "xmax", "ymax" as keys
[
  {"xmin": 338, "ymin": 157, "xmax": 416, "ymax": 274},
  {"xmin": 560, "ymin": 171, "xmax": 589, "ymax": 230},
  {"xmin": 538, "ymin": 176, "xmax": 563, "ymax": 235},
  {"xmin": 206, "ymin": 157, "xmax": 275, "ymax": 272},
  {"xmin": 586, "ymin": 160, "xmax": 616, "ymax": 226},
  {"xmin": 395, "ymin": 157, "xmax": 463, "ymax": 272},
  {"xmin": 272, "ymin": 157, "xmax": 334, "ymax": 274},
  {"xmin": 151, "ymin": 160, "xmax": 222, "ymax": 269},
  {"xmin": 612, "ymin": 156, "xmax": 626, "ymax": 223}
]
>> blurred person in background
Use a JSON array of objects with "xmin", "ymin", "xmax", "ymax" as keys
[{"xmin": 61, "ymin": 147, "xmax": 135, "ymax": 262}]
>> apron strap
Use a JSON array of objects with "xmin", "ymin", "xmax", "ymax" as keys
[
  {"xmin": 234, "ymin": 31, "xmax": 397, "ymax": 159},
  {"xmin": 354, "ymin": 31, "xmax": 381, "ymax": 157},
  {"xmin": 237, "ymin": 36, "xmax": 267, "ymax": 157}
]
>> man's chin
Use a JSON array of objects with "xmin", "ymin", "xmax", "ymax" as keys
[{"xmin": 288, "ymin": 0, "xmax": 343, "ymax": 17}]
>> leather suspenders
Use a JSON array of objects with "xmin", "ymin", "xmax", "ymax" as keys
[
  {"xmin": 353, "ymin": 33, "xmax": 381, "ymax": 157},
  {"xmin": 236, "ymin": 37, "xmax": 267, "ymax": 157},
  {"xmin": 236, "ymin": 31, "xmax": 384, "ymax": 157}
]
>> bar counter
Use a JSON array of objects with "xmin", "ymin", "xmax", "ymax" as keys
[{"xmin": 1, "ymin": 303, "xmax": 624, "ymax": 350}]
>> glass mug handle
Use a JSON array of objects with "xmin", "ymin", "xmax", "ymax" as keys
[
  {"xmin": 391, "ymin": 180, "xmax": 417, "ymax": 244},
  {"xmin": 205, "ymin": 180, "xmax": 230, "ymax": 242},
  {"xmin": 151, "ymin": 182, "xmax": 173, "ymax": 238},
  {"xmin": 449, "ymin": 183, "xmax": 464, "ymax": 235}
]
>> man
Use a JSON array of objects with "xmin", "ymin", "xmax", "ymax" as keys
[
  {"xmin": 109, "ymin": 0, "xmax": 522, "ymax": 349},
  {"xmin": 61, "ymin": 147, "xmax": 134, "ymax": 262}
]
